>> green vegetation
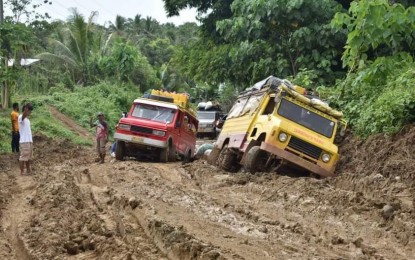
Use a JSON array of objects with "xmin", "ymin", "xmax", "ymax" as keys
[
  {"xmin": 331, "ymin": 0, "xmax": 415, "ymax": 136},
  {"xmin": 2, "ymin": 0, "xmax": 415, "ymax": 153},
  {"xmin": 0, "ymin": 103, "xmax": 91, "ymax": 153},
  {"xmin": 49, "ymin": 82, "xmax": 140, "ymax": 137}
]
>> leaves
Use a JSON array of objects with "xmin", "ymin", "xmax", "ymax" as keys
[{"xmin": 332, "ymin": 0, "xmax": 415, "ymax": 69}]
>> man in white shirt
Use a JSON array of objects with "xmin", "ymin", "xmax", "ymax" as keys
[{"xmin": 18, "ymin": 103, "xmax": 33, "ymax": 175}]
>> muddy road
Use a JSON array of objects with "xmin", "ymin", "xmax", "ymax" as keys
[{"xmin": 0, "ymin": 113, "xmax": 414, "ymax": 259}]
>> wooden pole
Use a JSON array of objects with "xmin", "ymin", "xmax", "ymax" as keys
[{"xmin": 0, "ymin": 0, "xmax": 4, "ymax": 23}]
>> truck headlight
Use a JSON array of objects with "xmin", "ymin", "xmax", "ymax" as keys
[
  {"xmin": 153, "ymin": 130, "xmax": 166, "ymax": 136},
  {"xmin": 118, "ymin": 124, "xmax": 131, "ymax": 130},
  {"xmin": 321, "ymin": 153, "xmax": 331, "ymax": 163},
  {"xmin": 278, "ymin": 132, "xmax": 288, "ymax": 142}
]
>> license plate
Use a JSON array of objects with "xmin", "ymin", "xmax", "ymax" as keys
[{"xmin": 132, "ymin": 136, "xmax": 143, "ymax": 143}]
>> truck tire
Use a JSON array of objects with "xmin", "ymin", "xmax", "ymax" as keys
[
  {"xmin": 159, "ymin": 145, "xmax": 169, "ymax": 162},
  {"xmin": 207, "ymin": 147, "xmax": 220, "ymax": 166},
  {"xmin": 218, "ymin": 144, "xmax": 238, "ymax": 172},
  {"xmin": 183, "ymin": 149, "xmax": 192, "ymax": 163},
  {"xmin": 115, "ymin": 141, "xmax": 125, "ymax": 161},
  {"xmin": 168, "ymin": 143, "xmax": 176, "ymax": 162},
  {"xmin": 244, "ymin": 146, "xmax": 267, "ymax": 174}
]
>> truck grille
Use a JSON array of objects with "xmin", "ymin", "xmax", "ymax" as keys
[
  {"xmin": 131, "ymin": 125, "xmax": 153, "ymax": 134},
  {"xmin": 287, "ymin": 136, "xmax": 322, "ymax": 160}
]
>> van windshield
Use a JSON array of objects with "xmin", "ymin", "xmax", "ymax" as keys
[
  {"xmin": 277, "ymin": 98, "xmax": 335, "ymax": 138},
  {"xmin": 132, "ymin": 104, "xmax": 176, "ymax": 123},
  {"xmin": 198, "ymin": 112, "xmax": 216, "ymax": 120}
]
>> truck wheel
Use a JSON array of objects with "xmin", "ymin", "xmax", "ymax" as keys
[
  {"xmin": 184, "ymin": 149, "xmax": 192, "ymax": 163},
  {"xmin": 168, "ymin": 144, "xmax": 176, "ymax": 162},
  {"xmin": 244, "ymin": 146, "xmax": 267, "ymax": 174},
  {"xmin": 159, "ymin": 146, "xmax": 169, "ymax": 162},
  {"xmin": 218, "ymin": 144, "xmax": 238, "ymax": 172},
  {"xmin": 115, "ymin": 141, "xmax": 125, "ymax": 161},
  {"xmin": 207, "ymin": 147, "xmax": 220, "ymax": 166}
]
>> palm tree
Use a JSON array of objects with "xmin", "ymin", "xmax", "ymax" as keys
[
  {"xmin": 35, "ymin": 9, "xmax": 98, "ymax": 85},
  {"xmin": 109, "ymin": 15, "xmax": 127, "ymax": 37}
]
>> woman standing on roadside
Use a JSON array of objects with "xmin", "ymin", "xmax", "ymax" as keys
[{"xmin": 90, "ymin": 112, "xmax": 109, "ymax": 163}]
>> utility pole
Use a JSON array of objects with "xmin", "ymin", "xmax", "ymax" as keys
[
  {"xmin": 0, "ymin": 0, "xmax": 3, "ymax": 22},
  {"xmin": 0, "ymin": 0, "xmax": 4, "ymax": 109}
]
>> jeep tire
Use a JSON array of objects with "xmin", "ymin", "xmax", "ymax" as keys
[
  {"xmin": 244, "ymin": 146, "xmax": 267, "ymax": 174},
  {"xmin": 168, "ymin": 143, "xmax": 176, "ymax": 162},
  {"xmin": 115, "ymin": 140, "xmax": 125, "ymax": 161},
  {"xmin": 218, "ymin": 144, "xmax": 238, "ymax": 172}
]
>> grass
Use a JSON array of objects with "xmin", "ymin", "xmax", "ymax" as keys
[
  {"xmin": 0, "ymin": 103, "xmax": 92, "ymax": 154},
  {"xmin": 48, "ymin": 81, "xmax": 141, "ymax": 138}
]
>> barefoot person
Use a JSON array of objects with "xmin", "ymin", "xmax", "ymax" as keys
[
  {"xmin": 19, "ymin": 103, "xmax": 34, "ymax": 175},
  {"xmin": 11, "ymin": 102, "xmax": 20, "ymax": 153},
  {"xmin": 90, "ymin": 112, "xmax": 109, "ymax": 163}
]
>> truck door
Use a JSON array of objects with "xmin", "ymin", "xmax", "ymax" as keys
[
  {"xmin": 173, "ymin": 111, "xmax": 185, "ymax": 153},
  {"xmin": 181, "ymin": 113, "xmax": 197, "ymax": 157},
  {"xmin": 249, "ymin": 95, "xmax": 276, "ymax": 139}
]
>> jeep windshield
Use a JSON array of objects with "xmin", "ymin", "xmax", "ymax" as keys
[
  {"xmin": 277, "ymin": 98, "xmax": 335, "ymax": 138},
  {"xmin": 198, "ymin": 112, "xmax": 216, "ymax": 120},
  {"xmin": 132, "ymin": 104, "xmax": 175, "ymax": 123}
]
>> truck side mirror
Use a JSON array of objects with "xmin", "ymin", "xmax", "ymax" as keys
[{"xmin": 122, "ymin": 112, "xmax": 128, "ymax": 118}]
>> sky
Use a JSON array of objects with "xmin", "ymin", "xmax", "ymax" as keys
[{"xmin": 6, "ymin": 0, "xmax": 198, "ymax": 26}]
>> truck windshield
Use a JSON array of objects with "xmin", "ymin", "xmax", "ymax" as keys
[
  {"xmin": 198, "ymin": 112, "xmax": 216, "ymax": 120},
  {"xmin": 277, "ymin": 98, "xmax": 335, "ymax": 138},
  {"xmin": 132, "ymin": 104, "xmax": 176, "ymax": 123}
]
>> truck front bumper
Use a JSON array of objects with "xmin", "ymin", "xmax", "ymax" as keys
[
  {"xmin": 261, "ymin": 142, "xmax": 335, "ymax": 178},
  {"xmin": 114, "ymin": 132, "xmax": 167, "ymax": 149}
]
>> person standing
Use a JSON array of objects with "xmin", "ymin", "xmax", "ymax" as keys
[
  {"xmin": 10, "ymin": 102, "xmax": 20, "ymax": 153},
  {"xmin": 18, "ymin": 103, "xmax": 34, "ymax": 175},
  {"xmin": 90, "ymin": 112, "xmax": 109, "ymax": 163}
]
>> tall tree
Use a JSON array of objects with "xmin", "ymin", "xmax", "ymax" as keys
[
  {"xmin": 35, "ymin": 9, "xmax": 99, "ymax": 85},
  {"xmin": 0, "ymin": 22, "xmax": 35, "ymax": 108},
  {"xmin": 109, "ymin": 15, "xmax": 127, "ymax": 37},
  {"xmin": 5, "ymin": 0, "xmax": 52, "ymax": 22},
  {"xmin": 167, "ymin": 0, "xmax": 347, "ymax": 89}
]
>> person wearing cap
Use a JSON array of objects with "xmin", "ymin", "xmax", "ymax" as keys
[
  {"xmin": 11, "ymin": 102, "xmax": 20, "ymax": 153},
  {"xmin": 90, "ymin": 112, "xmax": 109, "ymax": 163},
  {"xmin": 19, "ymin": 103, "xmax": 34, "ymax": 175}
]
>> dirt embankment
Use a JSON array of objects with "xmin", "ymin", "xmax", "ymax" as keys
[{"xmin": 0, "ymin": 111, "xmax": 414, "ymax": 259}]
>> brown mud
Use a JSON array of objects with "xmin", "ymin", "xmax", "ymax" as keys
[{"xmin": 0, "ymin": 111, "xmax": 414, "ymax": 259}]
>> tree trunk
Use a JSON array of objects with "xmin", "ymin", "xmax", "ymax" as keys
[{"xmin": 1, "ymin": 57, "xmax": 9, "ymax": 108}]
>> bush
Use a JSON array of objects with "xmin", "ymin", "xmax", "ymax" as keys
[
  {"xmin": 51, "ymin": 81, "xmax": 141, "ymax": 138},
  {"xmin": 333, "ymin": 55, "xmax": 415, "ymax": 137}
]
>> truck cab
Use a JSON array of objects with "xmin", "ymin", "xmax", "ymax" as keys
[
  {"xmin": 114, "ymin": 91, "xmax": 198, "ymax": 162},
  {"xmin": 210, "ymin": 76, "xmax": 347, "ymax": 178},
  {"xmin": 196, "ymin": 101, "xmax": 222, "ymax": 139},
  {"xmin": 197, "ymin": 110, "xmax": 221, "ymax": 138}
]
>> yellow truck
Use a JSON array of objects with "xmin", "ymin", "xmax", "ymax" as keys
[{"xmin": 210, "ymin": 76, "xmax": 347, "ymax": 177}]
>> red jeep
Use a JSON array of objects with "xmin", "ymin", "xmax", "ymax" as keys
[{"xmin": 114, "ymin": 92, "xmax": 198, "ymax": 162}]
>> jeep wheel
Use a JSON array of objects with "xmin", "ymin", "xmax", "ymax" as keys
[
  {"xmin": 244, "ymin": 146, "xmax": 268, "ymax": 174},
  {"xmin": 168, "ymin": 143, "xmax": 176, "ymax": 162},
  {"xmin": 159, "ymin": 146, "xmax": 169, "ymax": 162},
  {"xmin": 207, "ymin": 147, "xmax": 220, "ymax": 165},
  {"xmin": 183, "ymin": 149, "xmax": 192, "ymax": 163},
  {"xmin": 218, "ymin": 144, "xmax": 238, "ymax": 172},
  {"xmin": 115, "ymin": 140, "xmax": 125, "ymax": 161}
]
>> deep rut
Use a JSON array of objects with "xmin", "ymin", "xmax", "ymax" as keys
[{"xmin": 2, "ymin": 173, "xmax": 37, "ymax": 260}]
